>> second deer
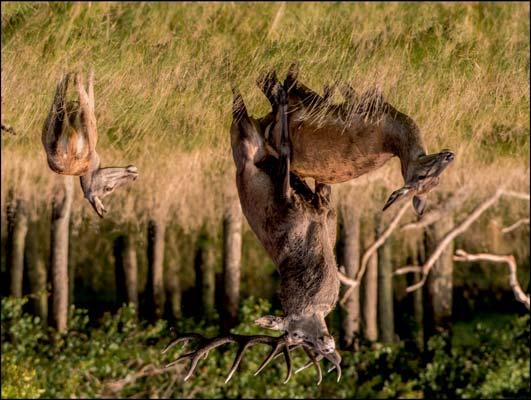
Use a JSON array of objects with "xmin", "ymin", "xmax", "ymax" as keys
[{"xmin": 42, "ymin": 71, "xmax": 138, "ymax": 217}]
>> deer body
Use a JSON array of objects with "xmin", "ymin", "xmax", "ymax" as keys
[
  {"xmin": 42, "ymin": 72, "xmax": 138, "ymax": 217},
  {"xmin": 231, "ymin": 90, "xmax": 340, "ymax": 324},
  {"xmin": 258, "ymin": 65, "xmax": 455, "ymax": 215}
]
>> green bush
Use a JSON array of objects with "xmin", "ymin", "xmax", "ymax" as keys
[
  {"xmin": 1, "ymin": 296, "xmax": 529, "ymax": 398},
  {"xmin": 421, "ymin": 314, "xmax": 530, "ymax": 398}
]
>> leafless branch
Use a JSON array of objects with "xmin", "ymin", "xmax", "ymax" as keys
[
  {"xmin": 401, "ymin": 188, "xmax": 530, "ymax": 293},
  {"xmin": 339, "ymin": 201, "xmax": 409, "ymax": 305},
  {"xmin": 501, "ymin": 190, "xmax": 530, "ymax": 201},
  {"xmin": 502, "ymin": 218, "xmax": 529, "ymax": 234},
  {"xmin": 101, "ymin": 363, "xmax": 181, "ymax": 396},
  {"xmin": 394, "ymin": 266, "xmax": 422, "ymax": 275},
  {"xmin": 453, "ymin": 249, "xmax": 530, "ymax": 310}
]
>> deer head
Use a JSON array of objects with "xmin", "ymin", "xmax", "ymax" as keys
[
  {"xmin": 163, "ymin": 82, "xmax": 341, "ymax": 385},
  {"xmin": 255, "ymin": 313, "xmax": 336, "ymax": 355},
  {"xmin": 80, "ymin": 155, "xmax": 138, "ymax": 217},
  {"xmin": 383, "ymin": 149, "xmax": 455, "ymax": 215}
]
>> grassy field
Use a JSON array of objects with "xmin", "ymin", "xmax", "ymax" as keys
[
  {"xmin": 1, "ymin": 4, "xmax": 529, "ymax": 398},
  {"xmin": 1, "ymin": 2, "xmax": 529, "ymax": 229}
]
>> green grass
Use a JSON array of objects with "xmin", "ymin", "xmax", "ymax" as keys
[{"xmin": 1, "ymin": 2, "xmax": 529, "ymax": 224}]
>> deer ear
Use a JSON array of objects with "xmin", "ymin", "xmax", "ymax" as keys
[
  {"xmin": 382, "ymin": 186, "xmax": 411, "ymax": 211},
  {"xmin": 255, "ymin": 316, "xmax": 285, "ymax": 331},
  {"xmin": 412, "ymin": 195, "xmax": 426, "ymax": 216}
]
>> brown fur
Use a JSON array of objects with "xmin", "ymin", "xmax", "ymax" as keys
[
  {"xmin": 231, "ymin": 86, "xmax": 339, "ymax": 355},
  {"xmin": 257, "ymin": 65, "xmax": 455, "ymax": 215},
  {"xmin": 42, "ymin": 72, "xmax": 138, "ymax": 217}
]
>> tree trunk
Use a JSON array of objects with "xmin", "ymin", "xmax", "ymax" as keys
[
  {"xmin": 165, "ymin": 259, "xmax": 181, "ymax": 320},
  {"xmin": 50, "ymin": 176, "xmax": 74, "ymax": 332},
  {"xmin": 146, "ymin": 219, "xmax": 166, "ymax": 320},
  {"xmin": 221, "ymin": 201, "xmax": 243, "ymax": 333},
  {"xmin": 7, "ymin": 196, "xmax": 28, "ymax": 298},
  {"xmin": 337, "ymin": 207, "xmax": 360, "ymax": 350},
  {"xmin": 377, "ymin": 222, "xmax": 395, "ymax": 343},
  {"xmin": 165, "ymin": 229, "xmax": 182, "ymax": 320},
  {"xmin": 424, "ymin": 216, "xmax": 454, "ymax": 341},
  {"xmin": 24, "ymin": 218, "xmax": 48, "ymax": 322},
  {"xmin": 362, "ymin": 225, "xmax": 378, "ymax": 342},
  {"xmin": 114, "ymin": 234, "xmax": 138, "ymax": 311},
  {"xmin": 412, "ymin": 236, "xmax": 425, "ymax": 351},
  {"xmin": 194, "ymin": 227, "xmax": 216, "ymax": 319}
]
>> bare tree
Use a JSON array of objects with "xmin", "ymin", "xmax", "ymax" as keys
[
  {"xmin": 221, "ymin": 199, "xmax": 243, "ymax": 332},
  {"xmin": 362, "ymin": 217, "xmax": 378, "ymax": 342},
  {"xmin": 146, "ymin": 218, "xmax": 166, "ymax": 319},
  {"xmin": 395, "ymin": 188, "xmax": 530, "ymax": 292},
  {"xmin": 165, "ymin": 229, "xmax": 182, "ymax": 320},
  {"xmin": 194, "ymin": 227, "xmax": 216, "ymax": 318},
  {"xmin": 24, "ymin": 217, "xmax": 48, "ymax": 322},
  {"xmin": 337, "ymin": 205, "xmax": 361, "ymax": 349},
  {"xmin": 114, "ymin": 234, "xmax": 138, "ymax": 311},
  {"xmin": 424, "ymin": 216, "xmax": 454, "ymax": 338},
  {"xmin": 7, "ymin": 194, "xmax": 28, "ymax": 298},
  {"xmin": 50, "ymin": 176, "xmax": 74, "ymax": 332},
  {"xmin": 453, "ymin": 250, "xmax": 529, "ymax": 310},
  {"xmin": 339, "ymin": 201, "xmax": 409, "ymax": 303},
  {"xmin": 377, "ymin": 222, "xmax": 395, "ymax": 343}
]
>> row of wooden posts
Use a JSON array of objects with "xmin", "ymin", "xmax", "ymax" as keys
[{"xmin": 6, "ymin": 176, "xmax": 454, "ymax": 349}]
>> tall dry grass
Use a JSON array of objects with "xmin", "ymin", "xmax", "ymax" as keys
[{"xmin": 1, "ymin": 2, "xmax": 529, "ymax": 230}]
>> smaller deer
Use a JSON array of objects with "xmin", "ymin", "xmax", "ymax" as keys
[
  {"xmin": 257, "ymin": 64, "xmax": 455, "ymax": 216},
  {"xmin": 42, "ymin": 72, "xmax": 138, "ymax": 217},
  {"xmin": 164, "ymin": 83, "xmax": 341, "ymax": 385}
]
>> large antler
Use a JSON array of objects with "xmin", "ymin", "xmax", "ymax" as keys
[{"xmin": 162, "ymin": 332, "xmax": 341, "ymax": 385}]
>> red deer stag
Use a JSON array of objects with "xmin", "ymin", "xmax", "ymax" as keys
[
  {"xmin": 164, "ymin": 83, "xmax": 341, "ymax": 385},
  {"xmin": 257, "ymin": 63, "xmax": 455, "ymax": 216},
  {"xmin": 42, "ymin": 71, "xmax": 138, "ymax": 217}
]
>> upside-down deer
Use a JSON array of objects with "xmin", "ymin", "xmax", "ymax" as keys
[
  {"xmin": 42, "ymin": 71, "xmax": 138, "ymax": 217},
  {"xmin": 257, "ymin": 63, "xmax": 455, "ymax": 216},
  {"xmin": 164, "ymin": 82, "xmax": 341, "ymax": 385}
]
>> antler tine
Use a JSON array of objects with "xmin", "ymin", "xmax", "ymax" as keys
[
  {"xmin": 270, "ymin": 343, "xmax": 303, "ymax": 362},
  {"xmin": 253, "ymin": 340, "xmax": 283, "ymax": 376},
  {"xmin": 162, "ymin": 333, "xmax": 204, "ymax": 354},
  {"xmin": 282, "ymin": 344, "xmax": 293, "ymax": 384},
  {"xmin": 182, "ymin": 336, "xmax": 235, "ymax": 381},
  {"xmin": 297, "ymin": 346, "xmax": 323, "ymax": 386},
  {"xmin": 225, "ymin": 335, "xmax": 279, "ymax": 384},
  {"xmin": 323, "ymin": 350, "xmax": 342, "ymax": 382},
  {"xmin": 165, "ymin": 333, "xmax": 294, "ymax": 383}
]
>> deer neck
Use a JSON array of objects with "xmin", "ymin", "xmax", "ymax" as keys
[
  {"xmin": 79, "ymin": 152, "xmax": 101, "ymax": 197},
  {"xmin": 278, "ymin": 252, "xmax": 340, "ymax": 318},
  {"xmin": 382, "ymin": 109, "xmax": 426, "ymax": 180}
]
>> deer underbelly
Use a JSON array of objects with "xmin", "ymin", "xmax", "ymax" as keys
[{"xmin": 289, "ymin": 125, "xmax": 394, "ymax": 184}]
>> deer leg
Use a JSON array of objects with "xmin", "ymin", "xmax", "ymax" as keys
[
  {"xmin": 42, "ymin": 73, "xmax": 70, "ymax": 147},
  {"xmin": 283, "ymin": 62, "xmax": 326, "ymax": 110},
  {"xmin": 257, "ymin": 69, "xmax": 281, "ymax": 112},
  {"xmin": 275, "ymin": 84, "xmax": 292, "ymax": 201},
  {"xmin": 75, "ymin": 72, "xmax": 98, "ymax": 152}
]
